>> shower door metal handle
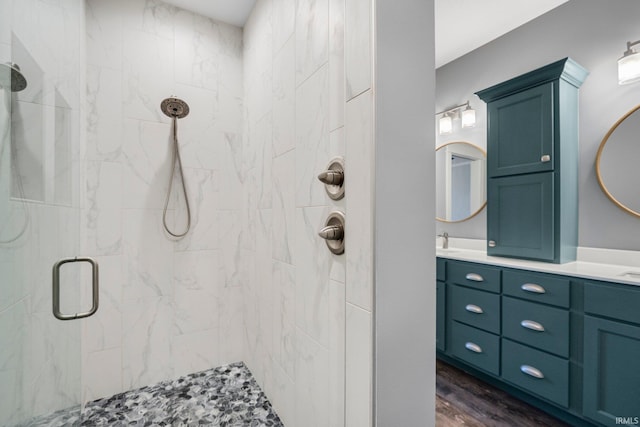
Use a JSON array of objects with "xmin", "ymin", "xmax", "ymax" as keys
[{"xmin": 52, "ymin": 257, "xmax": 99, "ymax": 321}]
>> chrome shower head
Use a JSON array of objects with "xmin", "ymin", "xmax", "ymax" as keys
[
  {"xmin": 161, "ymin": 97, "xmax": 189, "ymax": 119},
  {"xmin": 0, "ymin": 62, "xmax": 28, "ymax": 92}
]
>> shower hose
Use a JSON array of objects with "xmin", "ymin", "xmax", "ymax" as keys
[{"xmin": 162, "ymin": 116, "xmax": 191, "ymax": 238}]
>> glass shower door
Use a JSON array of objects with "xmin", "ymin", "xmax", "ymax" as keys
[{"xmin": 0, "ymin": 0, "xmax": 87, "ymax": 424}]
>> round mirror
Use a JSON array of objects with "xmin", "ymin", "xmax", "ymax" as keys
[
  {"xmin": 596, "ymin": 104, "xmax": 640, "ymax": 218},
  {"xmin": 436, "ymin": 141, "xmax": 487, "ymax": 222}
]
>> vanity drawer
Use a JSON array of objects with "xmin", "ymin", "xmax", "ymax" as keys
[
  {"xmin": 450, "ymin": 321, "xmax": 500, "ymax": 376},
  {"xmin": 502, "ymin": 339, "xmax": 569, "ymax": 408},
  {"xmin": 447, "ymin": 261, "xmax": 501, "ymax": 293},
  {"xmin": 502, "ymin": 297, "xmax": 569, "ymax": 357},
  {"xmin": 451, "ymin": 285, "xmax": 500, "ymax": 334},
  {"xmin": 503, "ymin": 269, "xmax": 570, "ymax": 308},
  {"xmin": 584, "ymin": 281, "xmax": 640, "ymax": 326}
]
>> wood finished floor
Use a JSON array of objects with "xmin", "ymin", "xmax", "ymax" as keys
[{"xmin": 436, "ymin": 360, "xmax": 570, "ymax": 427}]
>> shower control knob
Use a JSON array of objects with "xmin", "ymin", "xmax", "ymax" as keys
[
  {"xmin": 318, "ymin": 157, "xmax": 345, "ymax": 200},
  {"xmin": 319, "ymin": 211, "xmax": 346, "ymax": 255},
  {"xmin": 318, "ymin": 225, "xmax": 344, "ymax": 241},
  {"xmin": 317, "ymin": 170, "xmax": 344, "ymax": 186}
]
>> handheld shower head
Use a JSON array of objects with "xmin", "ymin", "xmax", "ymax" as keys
[
  {"xmin": 0, "ymin": 62, "xmax": 28, "ymax": 93},
  {"xmin": 161, "ymin": 97, "xmax": 189, "ymax": 119}
]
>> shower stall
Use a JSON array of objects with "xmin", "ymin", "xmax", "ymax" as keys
[{"xmin": 0, "ymin": 0, "xmax": 435, "ymax": 425}]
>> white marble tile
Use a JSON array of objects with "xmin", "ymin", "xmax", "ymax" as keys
[
  {"xmin": 121, "ymin": 119, "xmax": 172, "ymax": 210},
  {"xmin": 172, "ymin": 329, "xmax": 219, "ymax": 379},
  {"xmin": 0, "ymin": 298, "xmax": 28, "ymax": 377},
  {"xmin": 329, "ymin": 279, "xmax": 346, "ymax": 427},
  {"xmin": 295, "ymin": 328, "xmax": 330, "ymax": 427},
  {"xmin": 173, "ymin": 250, "xmax": 220, "ymax": 335},
  {"xmin": 83, "ymin": 161, "xmax": 122, "ymax": 256},
  {"xmin": 296, "ymin": 0, "xmax": 329, "ymax": 84},
  {"xmin": 11, "ymin": 100, "xmax": 44, "ymax": 202},
  {"xmin": 329, "ymin": 0, "xmax": 345, "ymax": 131},
  {"xmin": 0, "ymin": 368, "xmax": 22, "ymax": 426},
  {"xmin": 86, "ymin": 0, "xmax": 123, "ymax": 69},
  {"xmin": 219, "ymin": 132, "xmax": 244, "ymax": 210},
  {"xmin": 272, "ymin": 260, "xmax": 296, "ymax": 380},
  {"xmin": 254, "ymin": 113, "xmax": 273, "ymax": 209},
  {"xmin": 256, "ymin": 211, "xmax": 274, "ymax": 359},
  {"xmin": 272, "ymin": 0, "xmax": 296, "ymax": 54},
  {"xmin": 122, "ymin": 209, "xmax": 173, "ymax": 300},
  {"xmin": 174, "ymin": 10, "xmax": 221, "ymax": 92},
  {"xmin": 270, "ymin": 359, "xmax": 296, "ymax": 427},
  {"xmin": 345, "ymin": 90, "xmax": 373, "ymax": 310},
  {"xmin": 244, "ymin": 0, "xmax": 273, "ymax": 128},
  {"xmin": 345, "ymin": 303, "xmax": 372, "ymax": 427},
  {"xmin": 239, "ymin": 169, "xmax": 258, "ymax": 251},
  {"xmin": 84, "ymin": 347, "xmax": 123, "ymax": 402},
  {"xmin": 24, "ymin": 311, "xmax": 82, "ymax": 417},
  {"xmin": 83, "ymin": 255, "xmax": 123, "ymax": 353},
  {"xmin": 173, "ymin": 168, "xmax": 220, "ymax": 251},
  {"xmin": 295, "ymin": 207, "xmax": 330, "ymax": 347},
  {"xmin": 218, "ymin": 285, "xmax": 244, "ymax": 364},
  {"xmin": 272, "ymin": 37, "xmax": 296, "ymax": 158},
  {"xmin": 0, "ymin": 0, "xmax": 12, "ymax": 46},
  {"xmin": 122, "ymin": 296, "xmax": 173, "ymax": 390},
  {"xmin": 120, "ymin": 0, "xmax": 175, "ymax": 38},
  {"xmin": 122, "ymin": 29, "xmax": 174, "ymax": 123},
  {"xmin": 295, "ymin": 64, "xmax": 330, "ymax": 207},
  {"xmin": 272, "ymin": 150, "xmax": 295, "ymax": 264},
  {"xmin": 345, "ymin": 0, "xmax": 371, "ymax": 100}
]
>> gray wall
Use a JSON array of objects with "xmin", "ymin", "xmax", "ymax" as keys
[
  {"xmin": 375, "ymin": 0, "xmax": 435, "ymax": 425},
  {"xmin": 436, "ymin": 0, "xmax": 640, "ymax": 251}
]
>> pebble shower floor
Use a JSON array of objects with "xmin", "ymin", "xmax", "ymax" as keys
[{"xmin": 22, "ymin": 362, "xmax": 284, "ymax": 426}]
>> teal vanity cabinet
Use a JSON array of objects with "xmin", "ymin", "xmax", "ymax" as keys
[
  {"xmin": 435, "ymin": 257, "xmax": 640, "ymax": 426},
  {"xmin": 436, "ymin": 258, "xmax": 446, "ymax": 351},
  {"xmin": 476, "ymin": 58, "xmax": 589, "ymax": 263},
  {"xmin": 582, "ymin": 281, "xmax": 640, "ymax": 425}
]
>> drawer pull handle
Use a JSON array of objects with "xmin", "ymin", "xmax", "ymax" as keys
[
  {"xmin": 465, "ymin": 304, "xmax": 484, "ymax": 314},
  {"xmin": 521, "ymin": 283, "xmax": 546, "ymax": 294},
  {"xmin": 541, "ymin": 154, "xmax": 551, "ymax": 163},
  {"xmin": 520, "ymin": 365, "xmax": 545, "ymax": 379},
  {"xmin": 465, "ymin": 273, "xmax": 484, "ymax": 282},
  {"xmin": 465, "ymin": 342, "xmax": 483, "ymax": 353},
  {"xmin": 520, "ymin": 320, "xmax": 545, "ymax": 332}
]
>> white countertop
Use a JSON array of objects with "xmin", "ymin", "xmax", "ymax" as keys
[{"xmin": 436, "ymin": 238, "xmax": 640, "ymax": 287}]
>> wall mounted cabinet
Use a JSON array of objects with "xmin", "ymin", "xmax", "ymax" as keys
[{"xmin": 476, "ymin": 58, "xmax": 588, "ymax": 263}]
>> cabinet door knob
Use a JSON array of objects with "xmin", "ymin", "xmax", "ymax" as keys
[
  {"xmin": 520, "ymin": 365, "xmax": 545, "ymax": 379},
  {"xmin": 541, "ymin": 154, "xmax": 551, "ymax": 162},
  {"xmin": 465, "ymin": 273, "xmax": 484, "ymax": 282},
  {"xmin": 520, "ymin": 319, "xmax": 545, "ymax": 332},
  {"xmin": 465, "ymin": 304, "xmax": 484, "ymax": 314},
  {"xmin": 521, "ymin": 283, "xmax": 546, "ymax": 294},
  {"xmin": 465, "ymin": 342, "xmax": 483, "ymax": 353},
  {"xmin": 488, "ymin": 240, "xmax": 496, "ymax": 248}
]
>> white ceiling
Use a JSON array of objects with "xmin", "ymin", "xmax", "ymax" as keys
[
  {"xmin": 435, "ymin": 0, "xmax": 569, "ymax": 68},
  {"xmin": 165, "ymin": 0, "xmax": 569, "ymax": 67},
  {"xmin": 161, "ymin": 0, "xmax": 257, "ymax": 27}
]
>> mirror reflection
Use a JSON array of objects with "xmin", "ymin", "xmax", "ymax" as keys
[
  {"xmin": 436, "ymin": 141, "xmax": 486, "ymax": 222},
  {"xmin": 596, "ymin": 104, "xmax": 640, "ymax": 217}
]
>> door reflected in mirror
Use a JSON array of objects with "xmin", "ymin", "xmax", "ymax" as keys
[
  {"xmin": 436, "ymin": 141, "xmax": 486, "ymax": 222},
  {"xmin": 596, "ymin": 104, "xmax": 640, "ymax": 218}
]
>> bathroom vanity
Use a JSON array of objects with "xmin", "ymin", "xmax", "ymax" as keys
[{"xmin": 436, "ymin": 248, "xmax": 640, "ymax": 427}]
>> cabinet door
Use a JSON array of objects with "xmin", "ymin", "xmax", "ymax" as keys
[
  {"xmin": 487, "ymin": 83, "xmax": 554, "ymax": 177},
  {"xmin": 488, "ymin": 172, "xmax": 554, "ymax": 261},
  {"xmin": 436, "ymin": 281, "xmax": 445, "ymax": 351},
  {"xmin": 583, "ymin": 316, "xmax": 640, "ymax": 425}
]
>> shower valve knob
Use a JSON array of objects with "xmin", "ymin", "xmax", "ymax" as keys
[
  {"xmin": 319, "ymin": 211, "xmax": 346, "ymax": 255},
  {"xmin": 318, "ymin": 225, "xmax": 344, "ymax": 241},
  {"xmin": 318, "ymin": 157, "xmax": 345, "ymax": 200},
  {"xmin": 317, "ymin": 170, "xmax": 344, "ymax": 186}
]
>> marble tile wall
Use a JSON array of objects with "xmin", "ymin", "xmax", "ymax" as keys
[
  {"xmin": 242, "ymin": 0, "xmax": 373, "ymax": 425},
  {"xmin": 82, "ymin": 0, "xmax": 244, "ymax": 403}
]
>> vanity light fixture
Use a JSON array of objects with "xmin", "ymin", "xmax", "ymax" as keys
[
  {"xmin": 436, "ymin": 101, "xmax": 476, "ymax": 134},
  {"xmin": 618, "ymin": 40, "xmax": 640, "ymax": 85}
]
